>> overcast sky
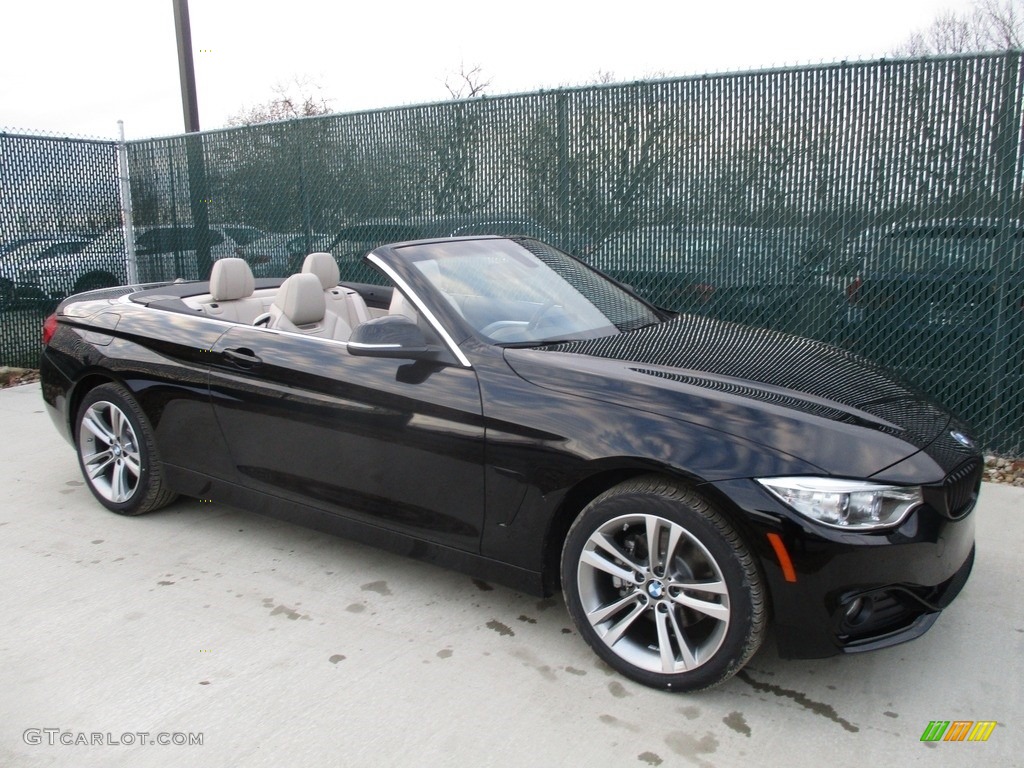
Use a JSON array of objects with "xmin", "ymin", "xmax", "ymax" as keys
[{"xmin": 0, "ymin": 0, "xmax": 983, "ymax": 140}]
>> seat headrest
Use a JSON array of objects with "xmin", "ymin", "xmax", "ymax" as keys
[
  {"xmin": 210, "ymin": 258, "xmax": 255, "ymax": 301},
  {"xmin": 274, "ymin": 273, "xmax": 326, "ymax": 327},
  {"xmin": 302, "ymin": 252, "xmax": 340, "ymax": 290}
]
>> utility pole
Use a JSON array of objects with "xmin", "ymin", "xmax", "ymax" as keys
[
  {"xmin": 172, "ymin": 0, "xmax": 212, "ymax": 278},
  {"xmin": 172, "ymin": 0, "xmax": 200, "ymax": 133}
]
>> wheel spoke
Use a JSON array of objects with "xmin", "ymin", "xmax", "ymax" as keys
[
  {"xmin": 86, "ymin": 451, "xmax": 115, "ymax": 479},
  {"xmin": 645, "ymin": 515, "xmax": 664, "ymax": 571},
  {"xmin": 666, "ymin": 605, "xmax": 699, "ymax": 669},
  {"xmin": 113, "ymin": 461, "xmax": 139, "ymax": 502},
  {"xmin": 669, "ymin": 590, "xmax": 730, "ymax": 622},
  {"xmin": 581, "ymin": 546, "xmax": 637, "ymax": 584},
  {"xmin": 82, "ymin": 411, "xmax": 114, "ymax": 444},
  {"xmin": 586, "ymin": 591, "xmax": 642, "ymax": 626},
  {"xmin": 122, "ymin": 453, "xmax": 141, "ymax": 477},
  {"xmin": 664, "ymin": 522, "xmax": 683, "ymax": 571},
  {"xmin": 111, "ymin": 462, "xmax": 126, "ymax": 501},
  {"xmin": 591, "ymin": 532, "xmax": 643, "ymax": 571},
  {"xmin": 601, "ymin": 601, "xmax": 647, "ymax": 647},
  {"xmin": 654, "ymin": 609, "xmax": 676, "ymax": 673},
  {"xmin": 673, "ymin": 578, "xmax": 729, "ymax": 595},
  {"xmin": 112, "ymin": 407, "xmax": 127, "ymax": 442}
]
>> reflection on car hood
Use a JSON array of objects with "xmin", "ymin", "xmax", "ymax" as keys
[{"xmin": 506, "ymin": 315, "xmax": 955, "ymax": 475}]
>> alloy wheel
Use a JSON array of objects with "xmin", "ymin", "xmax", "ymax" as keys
[
  {"xmin": 576, "ymin": 512, "xmax": 731, "ymax": 674},
  {"xmin": 78, "ymin": 400, "xmax": 142, "ymax": 504}
]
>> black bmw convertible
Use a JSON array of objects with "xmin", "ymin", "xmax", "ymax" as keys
[{"xmin": 39, "ymin": 236, "xmax": 980, "ymax": 692}]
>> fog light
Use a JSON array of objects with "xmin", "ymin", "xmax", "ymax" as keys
[{"xmin": 844, "ymin": 596, "xmax": 873, "ymax": 626}]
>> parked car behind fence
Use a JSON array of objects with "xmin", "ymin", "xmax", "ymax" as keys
[
  {"xmin": 837, "ymin": 219, "xmax": 1024, "ymax": 441},
  {"xmin": 0, "ymin": 236, "xmax": 97, "ymax": 307},
  {"xmin": 19, "ymin": 225, "xmax": 266, "ymax": 300},
  {"xmin": 317, "ymin": 216, "xmax": 569, "ymax": 283},
  {"xmin": 587, "ymin": 225, "xmax": 834, "ymax": 338}
]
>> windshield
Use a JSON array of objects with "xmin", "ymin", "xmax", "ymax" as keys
[{"xmin": 395, "ymin": 238, "xmax": 661, "ymax": 345}]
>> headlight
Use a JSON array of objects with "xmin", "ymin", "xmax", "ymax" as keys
[{"xmin": 757, "ymin": 477, "xmax": 923, "ymax": 530}]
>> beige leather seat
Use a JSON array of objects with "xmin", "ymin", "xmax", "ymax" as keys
[
  {"xmin": 388, "ymin": 260, "xmax": 444, "ymax": 321},
  {"xmin": 267, "ymin": 273, "xmax": 352, "ymax": 341},
  {"xmin": 302, "ymin": 252, "xmax": 370, "ymax": 329},
  {"xmin": 205, "ymin": 258, "xmax": 265, "ymax": 323},
  {"xmin": 388, "ymin": 288, "xmax": 418, "ymax": 321}
]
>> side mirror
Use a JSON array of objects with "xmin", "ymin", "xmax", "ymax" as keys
[{"xmin": 348, "ymin": 315, "xmax": 431, "ymax": 358}]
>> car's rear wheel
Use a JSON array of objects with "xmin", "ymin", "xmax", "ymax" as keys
[
  {"xmin": 75, "ymin": 383, "xmax": 177, "ymax": 516},
  {"xmin": 561, "ymin": 476, "xmax": 766, "ymax": 692}
]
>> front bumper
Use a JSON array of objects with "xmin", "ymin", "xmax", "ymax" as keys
[{"xmin": 710, "ymin": 473, "xmax": 978, "ymax": 659}]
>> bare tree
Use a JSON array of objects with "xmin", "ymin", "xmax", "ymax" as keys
[
  {"xmin": 443, "ymin": 63, "xmax": 491, "ymax": 100},
  {"xmin": 401, "ymin": 64, "xmax": 496, "ymax": 216},
  {"xmin": 226, "ymin": 76, "xmax": 334, "ymax": 127},
  {"xmin": 976, "ymin": 0, "xmax": 1024, "ymax": 46},
  {"xmin": 894, "ymin": 0, "xmax": 1023, "ymax": 55}
]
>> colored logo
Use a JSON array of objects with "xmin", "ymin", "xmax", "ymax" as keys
[{"xmin": 920, "ymin": 721, "xmax": 997, "ymax": 742}]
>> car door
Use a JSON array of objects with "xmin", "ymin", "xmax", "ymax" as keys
[{"xmin": 206, "ymin": 324, "xmax": 485, "ymax": 552}]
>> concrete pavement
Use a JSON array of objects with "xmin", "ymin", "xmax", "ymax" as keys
[{"xmin": 0, "ymin": 381, "xmax": 1021, "ymax": 767}]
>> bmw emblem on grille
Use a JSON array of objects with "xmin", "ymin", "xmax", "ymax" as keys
[{"xmin": 950, "ymin": 430, "xmax": 974, "ymax": 448}]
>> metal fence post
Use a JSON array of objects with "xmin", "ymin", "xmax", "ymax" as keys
[
  {"xmin": 987, "ymin": 50, "xmax": 1023, "ymax": 447},
  {"xmin": 185, "ymin": 133, "xmax": 211, "ymax": 279},
  {"xmin": 297, "ymin": 122, "xmax": 313, "ymax": 254},
  {"xmin": 556, "ymin": 92, "xmax": 571, "ymax": 235},
  {"xmin": 117, "ymin": 120, "xmax": 138, "ymax": 284}
]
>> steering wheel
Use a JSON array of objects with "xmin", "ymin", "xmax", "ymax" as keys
[
  {"xmin": 480, "ymin": 320, "xmax": 529, "ymax": 337},
  {"xmin": 480, "ymin": 301, "xmax": 563, "ymax": 342},
  {"xmin": 526, "ymin": 300, "xmax": 561, "ymax": 332}
]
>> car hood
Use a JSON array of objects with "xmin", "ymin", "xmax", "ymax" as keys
[{"xmin": 504, "ymin": 315, "xmax": 955, "ymax": 478}]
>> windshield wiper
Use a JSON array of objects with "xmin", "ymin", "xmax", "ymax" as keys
[{"xmin": 496, "ymin": 338, "xmax": 584, "ymax": 349}]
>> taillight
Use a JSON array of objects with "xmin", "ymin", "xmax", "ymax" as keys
[{"xmin": 42, "ymin": 313, "xmax": 58, "ymax": 345}]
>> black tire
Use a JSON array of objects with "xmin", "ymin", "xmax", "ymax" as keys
[
  {"xmin": 561, "ymin": 475, "xmax": 766, "ymax": 692},
  {"xmin": 74, "ymin": 383, "xmax": 177, "ymax": 516}
]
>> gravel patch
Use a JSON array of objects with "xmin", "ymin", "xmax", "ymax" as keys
[
  {"xmin": 0, "ymin": 366, "xmax": 40, "ymax": 389},
  {"xmin": 984, "ymin": 455, "xmax": 1024, "ymax": 487}
]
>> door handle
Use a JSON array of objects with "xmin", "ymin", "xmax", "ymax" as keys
[{"xmin": 223, "ymin": 347, "xmax": 262, "ymax": 367}]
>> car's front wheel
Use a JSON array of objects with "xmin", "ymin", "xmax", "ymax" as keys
[
  {"xmin": 561, "ymin": 476, "xmax": 766, "ymax": 692},
  {"xmin": 75, "ymin": 383, "xmax": 177, "ymax": 516}
]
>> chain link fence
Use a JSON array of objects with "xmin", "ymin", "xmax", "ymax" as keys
[
  {"xmin": 2, "ymin": 53, "xmax": 1023, "ymax": 453},
  {"xmin": 0, "ymin": 130, "xmax": 124, "ymax": 369}
]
